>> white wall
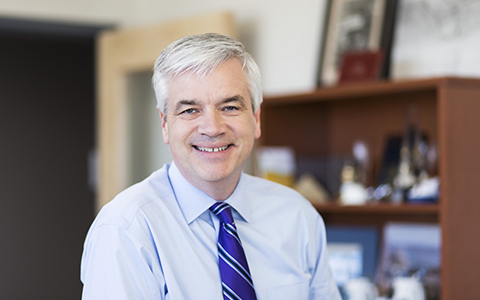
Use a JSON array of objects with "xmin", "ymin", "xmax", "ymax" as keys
[
  {"xmin": 0, "ymin": 0, "xmax": 329, "ymax": 95},
  {"xmin": 123, "ymin": 0, "xmax": 329, "ymax": 95},
  {"xmin": 0, "ymin": 0, "xmax": 129, "ymax": 25}
]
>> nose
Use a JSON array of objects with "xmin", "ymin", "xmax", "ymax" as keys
[{"xmin": 197, "ymin": 109, "xmax": 226, "ymax": 137}]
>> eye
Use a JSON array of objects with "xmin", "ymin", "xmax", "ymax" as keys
[
  {"xmin": 179, "ymin": 108, "xmax": 197, "ymax": 115},
  {"xmin": 223, "ymin": 106, "xmax": 239, "ymax": 112}
]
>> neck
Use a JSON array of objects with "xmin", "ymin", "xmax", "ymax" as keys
[
  {"xmin": 198, "ymin": 174, "xmax": 241, "ymax": 201},
  {"xmin": 173, "ymin": 163, "xmax": 242, "ymax": 201}
]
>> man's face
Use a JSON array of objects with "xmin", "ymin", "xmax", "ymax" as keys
[{"xmin": 160, "ymin": 59, "xmax": 261, "ymax": 196}]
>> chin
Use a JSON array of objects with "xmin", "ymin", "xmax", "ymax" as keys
[
  {"xmin": 199, "ymin": 170, "xmax": 231, "ymax": 183},
  {"xmin": 197, "ymin": 164, "xmax": 240, "ymax": 183}
]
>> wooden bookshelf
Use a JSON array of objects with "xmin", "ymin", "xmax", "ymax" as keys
[
  {"xmin": 314, "ymin": 202, "xmax": 438, "ymax": 214},
  {"xmin": 314, "ymin": 202, "xmax": 438, "ymax": 227},
  {"xmin": 261, "ymin": 77, "xmax": 480, "ymax": 300}
]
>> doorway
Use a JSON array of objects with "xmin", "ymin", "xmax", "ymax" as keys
[{"xmin": 0, "ymin": 17, "xmax": 105, "ymax": 299}]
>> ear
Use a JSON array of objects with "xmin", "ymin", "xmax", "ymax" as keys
[
  {"xmin": 159, "ymin": 109, "xmax": 169, "ymax": 144},
  {"xmin": 253, "ymin": 107, "xmax": 261, "ymax": 139}
]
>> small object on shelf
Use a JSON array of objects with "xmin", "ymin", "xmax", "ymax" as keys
[
  {"xmin": 256, "ymin": 146, "xmax": 296, "ymax": 187},
  {"xmin": 353, "ymin": 140, "xmax": 371, "ymax": 187},
  {"xmin": 338, "ymin": 50, "xmax": 384, "ymax": 84},
  {"xmin": 392, "ymin": 276, "xmax": 426, "ymax": 300},
  {"xmin": 296, "ymin": 155, "xmax": 347, "ymax": 199},
  {"xmin": 376, "ymin": 136, "xmax": 403, "ymax": 191},
  {"xmin": 391, "ymin": 104, "xmax": 432, "ymax": 203},
  {"xmin": 371, "ymin": 184, "xmax": 392, "ymax": 201},
  {"xmin": 391, "ymin": 142, "xmax": 416, "ymax": 202},
  {"xmin": 340, "ymin": 164, "xmax": 368, "ymax": 205},
  {"xmin": 407, "ymin": 176, "xmax": 439, "ymax": 203},
  {"xmin": 294, "ymin": 173, "xmax": 329, "ymax": 205},
  {"xmin": 343, "ymin": 277, "xmax": 379, "ymax": 300},
  {"xmin": 339, "ymin": 141, "xmax": 371, "ymax": 205}
]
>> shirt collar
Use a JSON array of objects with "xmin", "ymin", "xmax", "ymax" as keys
[{"xmin": 168, "ymin": 162, "xmax": 251, "ymax": 224}]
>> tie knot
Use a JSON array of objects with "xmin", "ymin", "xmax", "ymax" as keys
[{"xmin": 210, "ymin": 202, "xmax": 234, "ymax": 224}]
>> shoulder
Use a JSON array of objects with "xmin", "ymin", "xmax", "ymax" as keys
[
  {"xmin": 93, "ymin": 165, "xmax": 175, "ymax": 230},
  {"xmin": 242, "ymin": 174, "xmax": 321, "ymax": 221},
  {"xmin": 242, "ymin": 173, "xmax": 310, "ymax": 202}
]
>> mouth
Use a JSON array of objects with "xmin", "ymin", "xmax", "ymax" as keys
[{"xmin": 194, "ymin": 145, "xmax": 232, "ymax": 152}]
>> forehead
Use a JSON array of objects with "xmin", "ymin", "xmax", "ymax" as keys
[{"xmin": 167, "ymin": 59, "xmax": 250, "ymax": 105}]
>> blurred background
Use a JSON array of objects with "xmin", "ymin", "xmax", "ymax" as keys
[{"xmin": 1, "ymin": 0, "xmax": 479, "ymax": 299}]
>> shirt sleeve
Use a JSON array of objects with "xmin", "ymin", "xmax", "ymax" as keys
[
  {"xmin": 80, "ymin": 223, "xmax": 165, "ymax": 300},
  {"xmin": 308, "ymin": 213, "xmax": 342, "ymax": 300}
]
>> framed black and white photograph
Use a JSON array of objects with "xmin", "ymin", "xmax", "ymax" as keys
[
  {"xmin": 391, "ymin": 0, "xmax": 480, "ymax": 80},
  {"xmin": 318, "ymin": 0, "xmax": 397, "ymax": 86}
]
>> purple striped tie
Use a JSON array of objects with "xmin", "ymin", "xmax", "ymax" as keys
[{"xmin": 210, "ymin": 202, "xmax": 257, "ymax": 300}]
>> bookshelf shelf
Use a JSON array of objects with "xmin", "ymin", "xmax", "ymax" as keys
[{"xmin": 314, "ymin": 202, "xmax": 438, "ymax": 214}]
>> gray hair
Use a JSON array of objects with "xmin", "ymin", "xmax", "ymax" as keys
[{"xmin": 152, "ymin": 33, "xmax": 263, "ymax": 114}]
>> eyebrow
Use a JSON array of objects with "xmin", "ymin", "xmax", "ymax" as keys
[
  {"xmin": 222, "ymin": 95, "xmax": 247, "ymax": 109},
  {"xmin": 174, "ymin": 99, "xmax": 197, "ymax": 113},
  {"xmin": 173, "ymin": 95, "xmax": 248, "ymax": 113}
]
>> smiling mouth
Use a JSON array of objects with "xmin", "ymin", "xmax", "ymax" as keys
[{"xmin": 194, "ymin": 145, "xmax": 231, "ymax": 152}]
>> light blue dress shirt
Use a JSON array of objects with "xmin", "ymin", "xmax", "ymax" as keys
[{"xmin": 81, "ymin": 162, "xmax": 341, "ymax": 300}]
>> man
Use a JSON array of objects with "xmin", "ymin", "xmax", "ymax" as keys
[{"xmin": 81, "ymin": 33, "xmax": 341, "ymax": 300}]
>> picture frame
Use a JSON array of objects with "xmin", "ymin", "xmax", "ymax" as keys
[{"xmin": 318, "ymin": 0, "xmax": 398, "ymax": 86}]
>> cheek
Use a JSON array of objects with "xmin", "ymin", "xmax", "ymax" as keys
[{"xmin": 163, "ymin": 119, "xmax": 195, "ymax": 146}]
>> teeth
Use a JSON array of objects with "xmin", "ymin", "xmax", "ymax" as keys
[{"xmin": 197, "ymin": 145, "xmax": 229, "ymax": 152}]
